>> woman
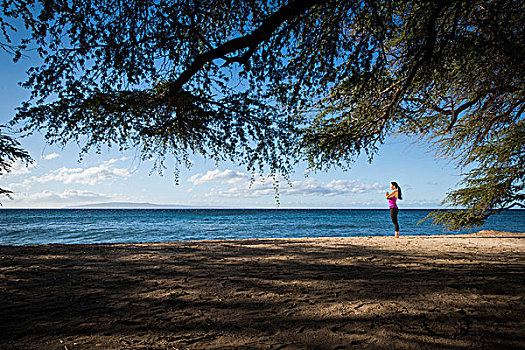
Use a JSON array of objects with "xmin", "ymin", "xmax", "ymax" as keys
[{"xmin": 386, "ymin": 181, "xmax": 402, "ymax": 238}]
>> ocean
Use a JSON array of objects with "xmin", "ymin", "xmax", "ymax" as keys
[{"xmin": 1, "ymin": 209, "xmax": 524, "ymax": 246}]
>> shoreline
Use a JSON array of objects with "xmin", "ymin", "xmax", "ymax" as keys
[
  {"xmin": 2, "ymin": 230, "xmax": 524, "ymax": 248},
  {"xmin": 1, "ymin": 230, "xmax": 524, "ymax": 349}
]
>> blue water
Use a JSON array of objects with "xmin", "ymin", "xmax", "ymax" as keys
[{"xmin": 1, "ymin": 209, "xmax": 524, "ymax": 245}]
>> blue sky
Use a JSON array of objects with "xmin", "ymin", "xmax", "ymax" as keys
[{"xmin": 0, "ymin": 50, "xmax": 461, "ymax": 209}]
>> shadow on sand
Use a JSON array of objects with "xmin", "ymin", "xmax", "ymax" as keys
[{"xmin": 0, "ymin": 236, "xmax": 524, "ymax": 349}]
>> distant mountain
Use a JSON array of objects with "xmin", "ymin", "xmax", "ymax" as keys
[{"xmin": 65, "ymin": 202, "xmax": 196, "ymax": 209}]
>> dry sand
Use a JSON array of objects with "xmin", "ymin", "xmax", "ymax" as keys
[{"xmin": 0, "ymin": 230, "xmax": 524, "ymax": 349}]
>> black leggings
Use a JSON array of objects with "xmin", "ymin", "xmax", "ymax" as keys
[{"xmin": 390, "ymin": 208, "xmax": 399, "ymax": 232}]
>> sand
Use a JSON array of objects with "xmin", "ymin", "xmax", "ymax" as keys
[{"xmin": 0, "ymin": 230, "xmax": 524, "ymax": 349}]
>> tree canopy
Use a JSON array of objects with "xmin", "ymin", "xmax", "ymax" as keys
[{"xmin": 1, "ymin": 0, "xmax": 523, "ymax": 229}]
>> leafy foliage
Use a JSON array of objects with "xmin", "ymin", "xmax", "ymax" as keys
[
  {"xmin": 0, "ymin": 129, "xmax": 33, "ymax": 202},
  {"xmin": 3, "ymin": 0, "xmax": 340, "ymax": 177},
  {"xmin": 1, "ymin": 0, "xmax": 523, "ymax": 228}
]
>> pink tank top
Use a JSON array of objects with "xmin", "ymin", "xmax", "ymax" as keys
[{"xmin": 388, "ymin": 196, "xmax": 397, "ymax": 209}]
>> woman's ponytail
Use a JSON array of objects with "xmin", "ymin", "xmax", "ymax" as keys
[{"xmin": 391, "ymin": 181, "xmax": 403, "ymax": 200}]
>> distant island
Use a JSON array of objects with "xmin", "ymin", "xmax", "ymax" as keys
[{"xmin": 65, "ymin": 202, "xmax": 198, "ymax": 209}]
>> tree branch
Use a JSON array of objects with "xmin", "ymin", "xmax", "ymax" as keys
[
  {"xmin": 407, "ymin": 97, "xmax": 453, "ymax": 115},
  {"xmin": 382, "ymin": 3, "xmax": 447, "ymax": 119},
  {"xmin": 221, "ymin": 45, "xmax": 256, "ymax": 66},
  {"xmin": 446, "ymin": 95, "xmax": 485, "ymax": 131},
  {"xmin": 407, "ymin": 93, "xmax": 485, "ymax": 131},
  {"xmin": 167, "ymin": 0, "xmax": 326, "ymax": 97},
  {"xmin": 379, "ymin": 77, "xmax": 408, "ymax": 95}
]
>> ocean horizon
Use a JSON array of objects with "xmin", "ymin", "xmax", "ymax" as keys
[{"xmin": 2, "ymin": 208, "xmax": 524, "ymax": 246}]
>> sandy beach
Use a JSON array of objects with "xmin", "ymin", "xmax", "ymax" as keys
[{"xmin": 0, "ymin": 230, "xmax": 524, "ymax": 349}]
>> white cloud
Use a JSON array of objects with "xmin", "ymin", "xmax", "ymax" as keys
[
  {"xmin": 102, "ymin": 158, "xmax": 122, "ymax": 165},
  {"xmin": 206, "ymin": 183, "xmax": 274, "ymax": 198},
  {"xmin": 3, "ymin": 159, "xmax": 37, "ymax": 176},
  {"xmin": 191, "ymin": 169, "xmax": 383, "ymax": 198},
  {"xmin": 31, "ymin": 159, "xmax": 130, "ymax": 185},
  {"xmin": 285, "ymin": 179, "xmax": 383, "ymax": 197},
  {"xmin": 4, "ymin": 189, "xmax": 116, "ymax": 207},
  {"xmin": 41, "ymin": 153, "xmax": 61, "ymax": 160},
  {"xmin": 208, "ymin": 178, "xmax": 383, "ymax": 198},
  {"xmin": 27, "ymin": 189, "xmax": 111, "ymax": 203},
  {"xmin": 7, "ymin": 179, "xmax": 33, "ymax": 190},
  {"xmin": 189, "ymin": 169, "xmax": 248, "ymax": 185},
  {"xmin": 402, "ymin": 199, "xmax": 442, "ymax": 207}
]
